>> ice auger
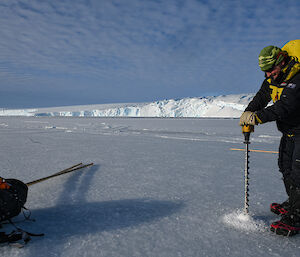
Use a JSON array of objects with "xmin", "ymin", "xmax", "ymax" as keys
[{"xmin": 242, "ymin": 125, "xmax": 254, "ymax": 215}]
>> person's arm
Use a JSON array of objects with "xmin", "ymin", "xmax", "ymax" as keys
[
  {"xmin": 245, "ymin": 80, "xmax": 271, "ymax": 112},
  {"xmin": 256, "ymin": 78, "xmax": 300, "ymax": 123}
]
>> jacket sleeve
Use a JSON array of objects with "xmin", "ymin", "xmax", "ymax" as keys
[
  {"xmin": 245, "ymin": 80, "xmax": 271, "ymax": 112},
  {"xmin": 256, "ymin": 77, "xmax": 300, "ymax": 123}
]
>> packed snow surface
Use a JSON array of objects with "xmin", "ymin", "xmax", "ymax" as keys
[
  {"xmin": 0, "ymin": 94, "xmax": 254, "ymax": 118},
  {"xmin": 222, "ymin": 210, "xmax": 267, "ymax": 232},
  {"xmin": 1, "ymin": 115, "xmax": 299, "ymax": 256}
]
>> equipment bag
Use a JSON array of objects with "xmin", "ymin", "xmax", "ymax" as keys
[
  {"xmin": 282, "ymin": 39, "xmax": 300, "ymax": 60},
  {"xmin": 0, "ymin": 178, "xmax": 43, "ymax": 247},
  {"xmin": 0, "ymin": 178, "xmax": 28, "ymax": 222}
]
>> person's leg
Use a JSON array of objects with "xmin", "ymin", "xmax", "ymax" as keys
[
  {"xmin": 270, "ymin": 135, "xmax": 293, "ymax": 215},
  {"xmin": 288, "ymin": 136, "xmax": 300, "ymax": 215},
  {"xmin": 271, "ymin": 136, "xmax": 300, "ymax": 236},
  {"xmin": 278, "ymin": 135, "xmax": 294, "ymax": 196}
]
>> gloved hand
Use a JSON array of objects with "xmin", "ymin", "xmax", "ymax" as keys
[{"xmin": 239, "ymin": 111, "xmax": 258, "ymax": 126}]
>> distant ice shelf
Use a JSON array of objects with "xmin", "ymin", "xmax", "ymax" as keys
[{"xmin": 0, "ymin": 94, "xmax": 254, "ymax": 118}]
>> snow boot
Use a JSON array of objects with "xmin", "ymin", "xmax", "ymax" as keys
[
  {"xmin": 270, "ymin": 184, "xmax": 300, "ymax": 236},
  {"xmin": 270, "ymin": 176, "xmax": 293, "ymax": 215},
  {"xmin": 270, "ymin": 200, "xmax": 290, "ymax": 215},
  {"xmin": 270, "ymin": 214, "xmax": 300, "ymax": 236}
]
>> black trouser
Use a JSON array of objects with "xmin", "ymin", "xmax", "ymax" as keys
[{"xmin": 278, "ymin": 134, "xmax": 300, "ymax": 193}]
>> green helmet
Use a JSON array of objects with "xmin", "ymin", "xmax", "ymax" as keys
[{"xmin": 258, "ymin": 46, "xmax": 287, "ymax": 71}]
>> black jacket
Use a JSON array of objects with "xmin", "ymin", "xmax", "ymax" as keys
[{"xmin": 245, "ymin": 59, "xmax": 300, "ymax": 135}]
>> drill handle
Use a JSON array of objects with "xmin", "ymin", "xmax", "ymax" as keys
[
  {"xmin": 242, "ymin": 125, "xmax": 254, "ymax": 144},
  {"xmin": 242, "ymin": 125, "xmax": 254, "ymax": 133}
]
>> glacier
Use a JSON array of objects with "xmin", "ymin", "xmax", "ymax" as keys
[{"xmin": 0, "ymin": 94, "xmax": 254, "ymax": 118}]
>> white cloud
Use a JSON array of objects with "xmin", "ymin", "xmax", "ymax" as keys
[{"xmin": 0, "ymin": 0, "xmax": 299, "ymax": 107}]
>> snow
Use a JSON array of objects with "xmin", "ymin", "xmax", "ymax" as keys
[
  {"xmin": 0, "ymin": 94, "xmax": 254, "ymax": 118},
  {"xmin": 222, "ymin": 210, "xmax": 267, "ymax": 232},
  {"xmin": 1, "ymin": 114, "xmax": 300, "ymax": 256}
]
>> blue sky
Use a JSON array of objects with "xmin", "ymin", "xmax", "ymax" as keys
[{"xmin": 0, "ymin": 0, "xmax": 299, "ymax": 108}]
